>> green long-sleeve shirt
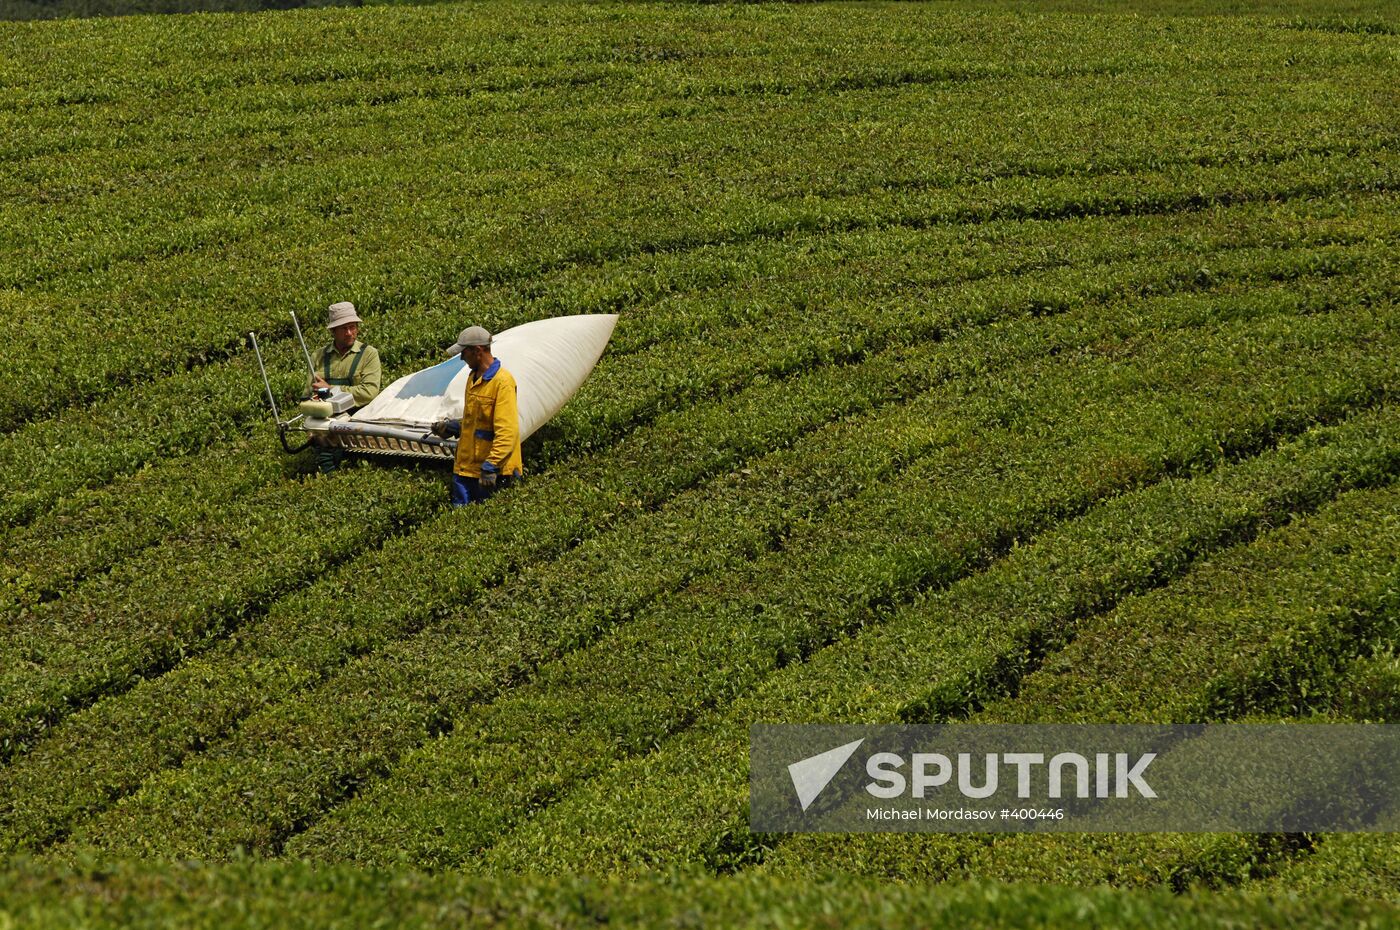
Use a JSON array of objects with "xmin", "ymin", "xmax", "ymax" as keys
[{"xmin": 305, "ymin": 340, "xmax": 383, "ymax": 408}]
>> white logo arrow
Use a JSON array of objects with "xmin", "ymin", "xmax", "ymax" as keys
[{"xmin": 788, "ymin": 738, "xmax": 865, "ymax": 812}]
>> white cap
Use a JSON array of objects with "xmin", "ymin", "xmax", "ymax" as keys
[{"xmin": 327, "ymin": 301, "xmax": 362, "ymax": 329}]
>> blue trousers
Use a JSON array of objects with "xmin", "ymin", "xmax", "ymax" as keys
[{"xmin": 450, "ymin": 473, "xmax": 516, "ymax": 506}]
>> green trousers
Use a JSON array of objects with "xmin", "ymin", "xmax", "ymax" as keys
[{"xmin": 315, "ymin": 445, "xmax": 347, "ymax": 475}]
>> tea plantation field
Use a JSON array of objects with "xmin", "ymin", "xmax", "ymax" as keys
[{"xmin": 1, "ymin": 1, "xmax": 1397, "ymax": 926}]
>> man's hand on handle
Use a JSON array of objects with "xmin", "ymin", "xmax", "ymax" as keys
[{"xmin": 430, "ymin": 418, "xmax": 462, "ymax": 439}]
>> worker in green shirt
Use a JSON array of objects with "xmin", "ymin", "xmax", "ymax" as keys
[{"xmin": 305, "ymin": 301, "xmax": 383, "ymax": 474}]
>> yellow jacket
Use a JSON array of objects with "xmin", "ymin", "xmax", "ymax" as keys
[{"xmin": 454, "ymin": 359, "xmax": 523, "ymax": 479}]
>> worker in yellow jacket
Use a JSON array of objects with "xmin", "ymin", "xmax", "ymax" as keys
[{"xmin": 432, "ymin": 325, "xmax": 523, "ymax": 506}]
